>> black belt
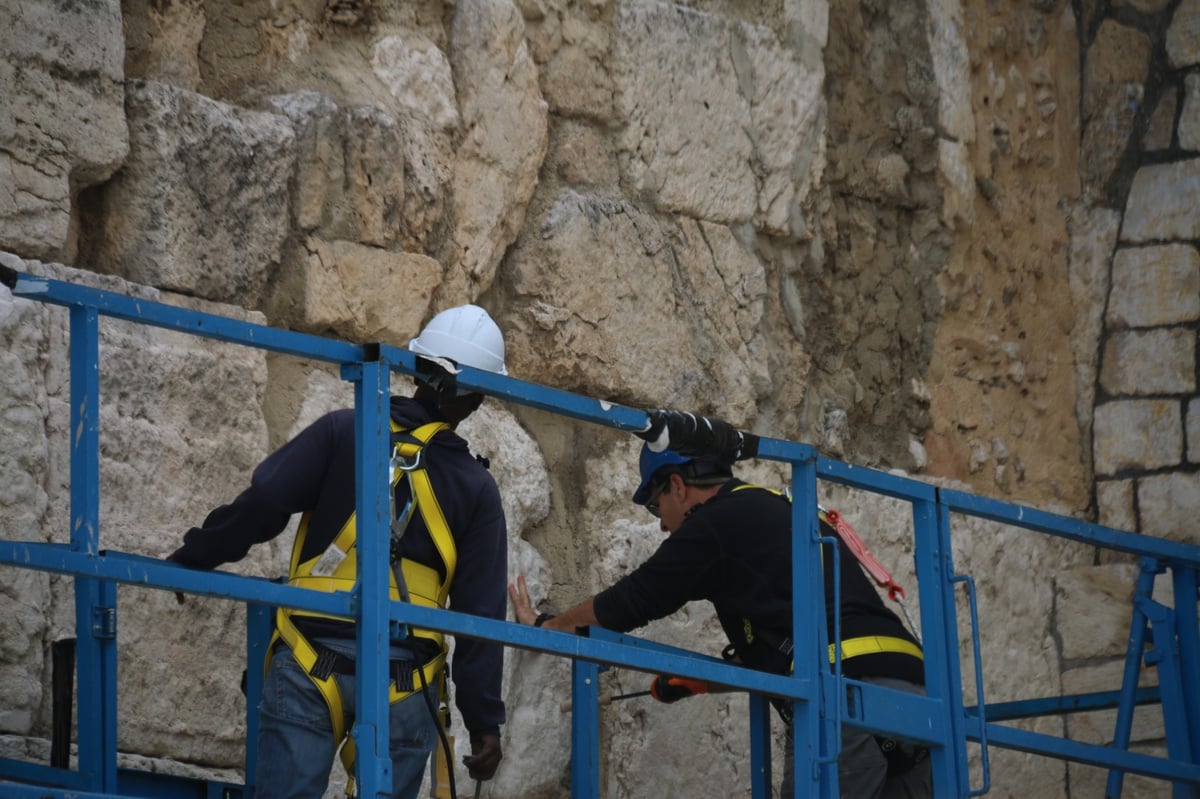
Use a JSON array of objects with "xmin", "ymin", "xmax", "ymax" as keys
[{"xmin": 299, "ymin": 642, "xmax": 421, "ymax": 693}]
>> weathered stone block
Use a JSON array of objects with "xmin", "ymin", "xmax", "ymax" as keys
[
  {"xmin": 1100, "ymin": 328, "xmax": 1196, "ymax": 395},
  {"xmin": 263, "ymin": 92, "xmax": 408, "ymax": 249},
  {"xmin": 267, "ymin": 237, "xmax": 442, "ymax": 342},
  {"xmin": 1062, "ymin": 660, "xmax": 1162, "ymax": 745},
  {"xmin": 1144, "ymin": 86, "xmax": 1178, "ymax": 151},
  {"xmin": 612, "ymin": 0, "xmax": 823, "ymax": 235},
  {"xmin": 503, "ymin": 190, "xmax": 771, "ymax": 420},
  {"xmin": 1138, "ymin": 472, "xmax": 1200, "ymax": 544},
  {"xmin": 1120, "ymin": 159, "xmax": 1200, "ymax": 242},
  {"xmin": 444, "ymin": 0, "xmax": 549, "ymax": 296},
  {"xmin": 1167, "ymin": 0, "xmax": 1200, "ymax": 69},
  {"xmin": 1056, "ymin": 563, "xmax": 1141, "ymax": 660},
  {"xmin": 1107, "ymin": 244, "xmax": 1200, "ymax": 328},
  {"xmin": 83, "ymin": 81, "xmax": 295, "ymax": 308},
  {"xmin": 0, "ymin": 255, "xmax": 272, "ymax": 763},
  {"xmin": 1180, "ymin": 73, "xmax": 1200, "ymax": 151},
  {"xmin": 1094, "ymin": 400, "xmax": 1182, "ymax": 474},
  {"xmin": 0, "ymin": 0, "xmax": 127, "ymax": 260},
  {"xmin": 1097, "ymin": 479, "xmax": 1137, "ymax": 531}
]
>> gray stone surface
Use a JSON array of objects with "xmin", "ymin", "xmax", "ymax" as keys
[
  {"xmin": 1094, "ymin": 400, "xmax": 1183, "ymax": 474},
  {"xmin": 1167, "ymin": 0, "xmax": 1200, "ymax": 68},
  {"xmin": 612, "ymin": 0, "xmax": 823, "ymax": 234},
  {"xmin": 1107, "ymin": 245, "xmax": 1200, "ymax": 328},
  {"xmin": 0, "ymin": 0, "xmax": 127, "ymax": 259},
  {"xmin": 83, "ymin": 81, "xmax": 295, "ymax": 308},
  {"xmin": 1120, "ymin": 159, "xmax": 1200, "ymax": 242},
  {"xmin": 1096, "ymin": 479, "xmax": 1137, "ymax": 531},
  {"xmin": 1180, "ymin": 73, "xmax": 1200, "ymax": 152},
  {"xmin": 1100, "ymin": 328, "xmax": 1196, "ymax": 395},
  {"xmin": 1138, "ymin": 472, "xmax": 1200, "ymax": 544}
]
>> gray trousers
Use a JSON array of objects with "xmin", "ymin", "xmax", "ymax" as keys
[{"xmin": 779, "ymin": 677, "xmax": 933, "ymax": 798}]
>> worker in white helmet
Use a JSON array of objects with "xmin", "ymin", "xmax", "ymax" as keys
[{"xmin": 169, "ymin": 305, "xmax": 509, "ymax": 799}]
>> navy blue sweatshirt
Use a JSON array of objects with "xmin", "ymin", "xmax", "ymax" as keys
[
  {"xmin": 593, "ymin": 480, "xmax": 923, "ymax": 685},
  {"xmin": 172, "ymin": 395, "xmax": 507, "ymax": 737}
]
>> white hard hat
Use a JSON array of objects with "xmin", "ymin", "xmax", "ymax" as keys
[{"xmin": 409, "ymin": 304, "xmax": 508, "ymax": 375}]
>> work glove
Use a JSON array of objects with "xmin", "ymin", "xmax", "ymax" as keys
[
  {"xmin": 650, "ymin": 675, "xmax": 709, "ymax": 704},
  {"xmin": 636, "ymin": 409, "xmax": 759, "ymax": 463},
  {"xmin": 463, "ymin": 732, "xmax": 502, "ymax": 781}
]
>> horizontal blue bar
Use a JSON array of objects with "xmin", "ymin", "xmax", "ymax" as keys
[
  {"xmin": 11, "ymin": 272, "xmax": 362, "ymax": 365},
  {"xmin": 0, "ymin": 544, "xmax": 353, "ymax": 618},
  {"xmin": 976, "ymin": 686, "xmax": 1161, "ymax": 722},
  {"xmin": 941, "ymin": 489, "xmax": 1200, "ymax": 566},
  {"xmin": 817, "ymin": 457, "xmax": 939, "ymax": 502},
  {"xmin": 0, "ymin": 540, "xmax": 809, "ymax": 701},
  {"xmin": 963, "ymin": 717, "xmax": 1200, "ymax": 784}
]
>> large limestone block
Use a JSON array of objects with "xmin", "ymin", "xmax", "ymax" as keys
[
  {"xmin": 444, "ymin": 0, "xmax": 550, "ymax": 296},
  {"xmin": 504, "ymin": 190, "xmax": 769, "ymax": 420},
  {"xmin": 267, "ymin": 238, "xmax": 442, "ymax": 342},
  {"xmin": 371, "ymin": 32, "xmax": 458, "ymax": 253},
  {"xmin": 1094, "ymin": 400, "xmax": 1183, "ymax": 474},
  {"xmin": 1180, "ymin": 73, "xmax": 1200, "ymax": 151},
  {"xmin": 612, "ymin": 0, "xmax": 824, "ymax": 234},
  {"xmin": 524, "ymin": 0, "xmax": 615, "ymax": 119},
  {"xmin": 1120, "ymin": 159, "xmax": 1200, "ymax": 242},
  {"xmin": 1107, "ymin": 244, "xmax": 1200, "ymax": 328},
  {"xmin": 1167, "ymin": 0, "xmax": 1200, "ymax": 69},
  {"xmin": 0, "ymin": 255, "xmax": 273, "ymax": 763},
  {"xmin": 0, "ymin": 0, "xmax": 127, "ymax": 259},
  {"xmin": 1138, "ymin": 472, "xmax": 1200, "ymax": 545},
  {"xmin": 263, "ymin": 92, "xmax": 408, "ymax": 248},
  {"xmin": 1100, "ymin": 328, "xmax": 1196, "ymax": 395},
  {"xmin": 84, "ymin": 81, "xmax": 295, "ymax": 308}
]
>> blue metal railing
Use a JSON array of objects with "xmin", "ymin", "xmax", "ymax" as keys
[{"xmin": 0, "ymin": 265, "xmax": 1198, "ymax": 798}]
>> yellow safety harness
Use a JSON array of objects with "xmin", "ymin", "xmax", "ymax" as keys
[
  {"xmin": 730, "ymin": 483, "xmax": 923, "ymax": 667},
  {"xmin": 266, "ymin": 420, "xmax": 458, "ymax": 792}
]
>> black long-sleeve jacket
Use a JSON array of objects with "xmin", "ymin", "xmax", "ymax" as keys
[
  {"xmin": 593, "ymin": 480, "xmax": 923, "ymax": 685},
  {"xmin": 171, "ymin": 395, "xmax": 507, "ymax": 736}
]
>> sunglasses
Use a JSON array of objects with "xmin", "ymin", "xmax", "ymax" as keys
[{"xmin": 645, "ymin": 480, "xmax": 668, "ymax": 518}]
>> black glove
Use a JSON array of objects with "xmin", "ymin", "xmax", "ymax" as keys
[
  {"xmin": 635, "ymin": 409, "xmax": 759, "ymax": 463},
  {"xmin": 463, "ymin": 732, "xmax": 502, "ymax": 781},
  {"xmin": 650, "ymin": 674, "xmax": 709, "ymax": 704}
]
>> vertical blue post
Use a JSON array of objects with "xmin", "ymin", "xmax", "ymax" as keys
[
  {"xmin": 1171, "ymin": 565, "xmax": 1200, "ymax": 767},
  {"xmin": 570, "ymin": 658, "xmax": 602, "ymax": 799},
  {"xmin": 1107, "ymin": 560, "xmax": 1158, "ymax": 798},
  {"xmin": 912, "ymin": 497, "xmax": 968, "ymax": 797},
  {"xmin": 69, "ymin": 304, "xmax": 118, "ymax": 791},
  {"xmin": 748, "ymin": 693, "xmax": 772, "ymax": 798},
  {"xmin": 352, "ymin": 357, "xmax": 393, "ymax": 797},
  {"xmin": 244, "ymin": 602, "xmax": 273, "ymax": 793},
  {"xmin": 789, "ymin": 456, "xmax": 835, "ymax": 798}
]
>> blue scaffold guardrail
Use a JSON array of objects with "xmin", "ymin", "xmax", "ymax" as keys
[{"xmin": 0, "ymin": 263, "xmax": 1198, "ymax": 798}]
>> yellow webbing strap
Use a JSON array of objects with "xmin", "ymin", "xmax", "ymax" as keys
[
  {"xmin": 829, "ymin": 635, "xmax": 924, "ymax": 664},
  {"xmin": 266, "ymin": 421, "xmax": 459, "ymax": 793}
]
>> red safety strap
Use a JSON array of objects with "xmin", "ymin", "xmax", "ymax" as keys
[{"xmin": 822, "ymin": 508, "xmax": 907, "ymax": 602}]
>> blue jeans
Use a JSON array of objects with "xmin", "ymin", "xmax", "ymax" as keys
[
  {"xmin": 254, "ymin": 647, "xmax": 438, "ymax": 799},
  {"xmin": 780, "ymin": 677, "xmax": 932, "ymax": 798}
]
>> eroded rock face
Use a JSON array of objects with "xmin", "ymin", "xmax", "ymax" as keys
[
  {"xmin": 0, "ymin": 0, "xmax": 128, "ymax": 260},
  {"xmin": 1, "ymin": 0, "xmax": 1197, "ymax": 795}
]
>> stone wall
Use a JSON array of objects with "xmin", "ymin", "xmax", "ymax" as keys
[{"xmin": 1, "ymin": 0, "xmax": 1198, "ymax": 796}]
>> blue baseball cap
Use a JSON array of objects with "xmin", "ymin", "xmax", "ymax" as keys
[{"xmin": 632, "ymin": 444, "xmax": 694, "ymax": 505}]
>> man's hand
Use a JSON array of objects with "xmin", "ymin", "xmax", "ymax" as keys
[
  {"xmin": 650, "ymin": 675, "xmax": 709, "ymax": 704},
  {"xmin": 462, "ymin": 733, "xmax": 502, "ymax": 781},
  {"xmin": 507, "ymin": 575, "xmax": 539, "ymax": 626},
  {"xmin": 164, "ymin": 553, "xmax": 189, "ymax": 605}
]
